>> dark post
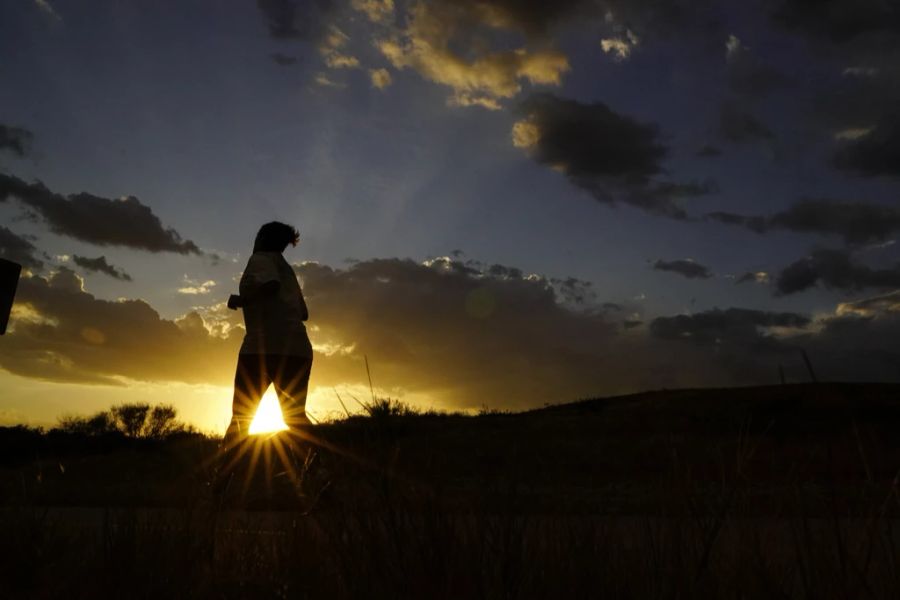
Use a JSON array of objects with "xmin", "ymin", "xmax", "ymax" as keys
[
  {"xmin": 800, "ymin": 349, "xmax": 818, "ymax": 383},
  {"xmin": 0, "ymin": 258, "xmax": 22, "ymax": 335}
]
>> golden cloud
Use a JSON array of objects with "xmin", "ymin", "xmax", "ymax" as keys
[
  {"xmin": 376, "ymin": 2, "xmax": 569, "ymax": 109},
  {"xmin": 369, "ymin": 67, "xmax": 393, "ymax": 89}
]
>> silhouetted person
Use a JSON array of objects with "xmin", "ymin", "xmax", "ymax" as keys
[
  {"xmin": 0, "ymin": 258, "xmax": 22, "ymax": 336},
  {"xmin": 219, "ymin": 222, "xmax": 313, "ymax": 476}
]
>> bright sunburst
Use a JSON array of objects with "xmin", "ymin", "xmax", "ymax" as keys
[{"xmin": 248, "ymin": 387, "xmax": 288, "ymax": 435}]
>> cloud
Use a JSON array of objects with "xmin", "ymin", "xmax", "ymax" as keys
[
  {"xmin": 775, "ymin": 248, "xmax": 900, "ymax": 295},
  {"xmin": 270, "ymin": 52, "xmax": 298, "ymax": 66},
  {"xmin": 797, "ymin": 304, "xmax": 900, "ymax": 383},
  {"xmin": 725, "ymin": 34, "xmax": 787, "ymax": 98},
  {"xmin": 768, "ymin": 1, "xmax": 900, "ymax": 176},
  {"xmin": 650, "ymin": 307, "xmax": 810, "ymax": 348},
  {"xmin": 719, "ymin": 101, "xmax": 775, "ymax": 143},
  {"xmin": 0, "ymin": 227, "xmax": 43, "ymax": 270},
  {"xmin": 319, "ymin": 26, "xmax": 360, "ymax": 69},
  {"xmin": 4, "ymin": 255, "xmax": 900, "ymax": 408},
  {"xmin": 735, "ymin": 271, "xmax": 770, "ymax": 285},
  {"xmin": 708, "ymin": 199, "xmax": 900, "ymax": 245},
  {"xmin": 0, "ymin": 173, "xmax": 201, "ymax": 254},
  {"xmin": 313, "ymin": 73, "xmax": 346, "ymax": 88},
  {"xmin": 653, "ymin": 258, "xmax": 712, "ymax": 279},
  {"xmin": 647, "ymin": 303, "xmax": 900, "ymax": 384},
  {"xmin": 771, "ymin": 0, "xmax": 900, "ymax": 43},
  {"xmin": 33, "ymin": 0, "xmax": 61, "ymax": 22},
  {"xmin": 832, "ymin": 118, "xmax": 900, "ymax": 178},
  {"xmin": 256, "ymin": 0, "xmax": 336, "ymax": 41},
  {"xmin": 836, "ymin": 290, "xmax": 900, "ymax": 317},
  {"xmin": 513, "ymin": 93, "xmax": 715, "ymax": 218},
  {"xmin": 369, "ymin": 68, "xmax": 392, "ymax": 89},
  {"xmin": 0, "ymin": 124, "xmax": 34, "ymax": 158},
  {"xmin": 352, "ymin": 0, "xmax": 394, "ymax": 23},
  {"xmin": 177, "ymin": 276, "xmax": 216, "ymax": 295},
  {"xmin": 376, "ymin": 1, "xmax": 570, "ymax": 109},
  {"xmin": 601, "ymin": 29, "xmax": 640, "ymax": 61},
  {"xmin": 294, "ymin": 256, "xmax": 734, "ymax": 405},
  {"xmin": 71, "ymin": 255, "xmax": 132, "ymax": 281},
  {"xmin": 0, "ymin": 268, "xmax": 239, "ymax": 385}
]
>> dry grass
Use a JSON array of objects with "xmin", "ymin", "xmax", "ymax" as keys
[{"xmin": 2, "ymin": 382, "xmax": 900, "ymax": 598}]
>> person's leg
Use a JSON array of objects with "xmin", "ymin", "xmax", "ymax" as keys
[
  {"xmin": 272, "ymin": 354, "xmax": 313, "ymax": 431},
  {"xmin": 219, "ymin": 354, "xmax": 271, "ymax": 476}
]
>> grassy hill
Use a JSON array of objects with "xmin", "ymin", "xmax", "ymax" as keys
[
  {"xmin": 2, "ymin": 382, "xmax": 899, "ymax": 513},
  {"xmin": 2, "ymin": 382, "xmax": 900, "ymax": 598}
]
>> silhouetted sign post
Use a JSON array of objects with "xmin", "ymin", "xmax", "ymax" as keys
[{"xmin": 0, "ymin": 258, "xmax": 22, "ymax": 335}]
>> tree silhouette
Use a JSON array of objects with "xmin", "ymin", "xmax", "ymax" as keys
[{"xmin": 58, "ymin": 403, "xmax": 187, "ymax": 439}]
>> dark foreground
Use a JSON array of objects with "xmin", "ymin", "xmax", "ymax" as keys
[{"xmin": 2, "ymin": 382, "xmax": 900, "ymax": 598}]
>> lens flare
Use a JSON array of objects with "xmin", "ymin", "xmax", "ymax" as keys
[{"xmin": 248, "ymin": 387, "xmax": 288, "ymax": 434}]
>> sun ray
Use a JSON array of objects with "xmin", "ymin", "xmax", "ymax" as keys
[{"xmin": 249, "ymin": 386, "xmax": 289, "ymax": 434}]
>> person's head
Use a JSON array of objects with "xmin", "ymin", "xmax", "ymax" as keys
[{"xmin": 253, "ymin": 221, "xmax": 299, "ymax": 253}]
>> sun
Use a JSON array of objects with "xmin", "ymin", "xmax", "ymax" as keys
[{"xmin": 248, "ymin": 387, "xmax": 288, "ymax": 435}]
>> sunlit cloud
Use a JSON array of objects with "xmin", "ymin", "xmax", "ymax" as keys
[
  {"xmin": 33, "ymin": 0, "xmax": 62, "ymax": 22},
  {"xmin": 600, "ymin": 30, "xmax": 639, "ymax": 61},
  {"xmin": 352, "ymin": 0, "xmax": 394, "ymax": 23},
  {"xmin": 376, "ymin": 1, "xmax": 569, "ymax": 110},
  {"xmin": 369, "ymin": 67, "xmax": 392, "ymax": 89},
  {"xmin": 319, "ymin": 26, "xmax": 361, "ymax": 69},
  {"xmin": 314, "ymin": 73, "xmax": 346, "ymax": 88},
  {"xmin": 835, "ymin": 127, "xmax": 874, "ymax": 141},
  {"xmin": 177, "ymin": 276, "xmax": 216, "ymax": 295}
]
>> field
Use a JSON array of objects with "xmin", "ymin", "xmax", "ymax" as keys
[{"xmin": 2, "ymin": 382, "xmax": 900, "ymax": 598}]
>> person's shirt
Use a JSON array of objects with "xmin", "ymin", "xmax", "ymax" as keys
[{"xmin": 238, "ymin": 251, "xmax": 312, "ymax": 357}]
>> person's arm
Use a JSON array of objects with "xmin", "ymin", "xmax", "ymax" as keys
[{"xmin": 227, "ymin": 281, "xmax": 279, "ymax": 310}]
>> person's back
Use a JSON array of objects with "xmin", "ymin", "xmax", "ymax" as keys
[{"xmin": 239, "ymin": 250, "xmax": 311, "ymax": 357}]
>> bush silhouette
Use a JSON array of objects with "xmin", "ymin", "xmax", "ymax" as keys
[{"xmin": 58, "ymin": 402, "xmax": 187, "ymax": 440}]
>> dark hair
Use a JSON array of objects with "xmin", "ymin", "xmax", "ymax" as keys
[{"xmin": 253, "ymin": 221, "xmax": 299, "ymax": 253}]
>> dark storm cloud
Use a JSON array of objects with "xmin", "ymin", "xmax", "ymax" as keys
[
  {"xmin": 0, "ymin": 173, "xmax": 201, "ymax": 254},
  {"xmin": 295, "ymin": 256, "xmax": 632, "ymax": 405},
  {"xmin": 0, "ymin": 268, "xmax": 239, "ymax": 385},
  {"xmin": 775, "ymin": 248, "xmax": 900, "ymax": 295},
  {"xmin": 448, "ymin": 0, "xmax": 592, "ymax": 36},
  {"xmin": 771, "ymin": 0, "xmax": 900, "ymax": 43},
  {"xmin": 515, "ymin": 93, "xmax": 714, "ymax": 219},
  {"xmin": 256, "ymin": 0, "xmax": 335, "ymax": 40},
  {"xmin": 833, "ymin": 119, "xmax": 900, "ymax": 178},
  {"xmin": 0, "ymin": 227, "xmax": 43, "ymax": 270},
  {"xmin": 735, "ymin": 271, "xmax": 770, "ymax": 285},
  {"xmin": 650, "ymin": 308, "xmax": 810, "ymax": 347},
  {"xmin": 71, "ymin": 255, "xmax": 132, "ymax": 281},
  {"xmin": 520, "ymin": 94, "xmax": 665, "ymax": 177},
  {"xmin": 796, "ymin": 299, "xmax": 900, "ymax": 383},
  {"xmin": 709, "ymin": 199, "xmax": 900, "ymax": 245},
  {"xmin": 651, "ymin": 304, "xmax": 900, "ymax": 384},
  {"xmin": 383, "ymin": 0, "xmax": 715, "ymax": 40},
  {"xmin": 652, "ymin": 259, "xmax": 712, "ymax": 279},
  {"xmin": 708, "ymin": 211, "xmax": 769, "ymax": 233},
  {"xmin": 5, "ymin": 255, "xmax": 900, "ymax": 405},
  {"xmin": 769, "ymin": 1, "xmax": 900, "ymax": 176},
  {"xmin": 719, "ymin": 102, "xmax": 775, "ymax": 143},
  {"xmin": 0, "ymin": 124, "xmax": 34, "ymax": 158}
]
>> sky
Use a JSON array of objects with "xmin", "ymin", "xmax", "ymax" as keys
[{"xmin": 1, "ymin": 0, "xmax": 900, "ymax": 431}]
